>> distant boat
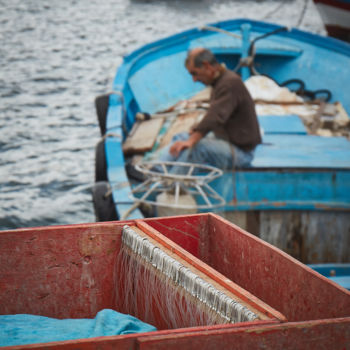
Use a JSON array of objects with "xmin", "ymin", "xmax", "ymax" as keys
[
  {"xmin": 93, "ymin": 19, "xmax": 350, "ymax": 264},
  {"xmin": 313, "ymin": 0, "xmax": 350, "ymax": 42}
]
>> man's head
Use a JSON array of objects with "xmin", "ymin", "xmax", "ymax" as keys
[{"xmin": 185, "ymin": 48, "xmax": 220, "ymax": 85}]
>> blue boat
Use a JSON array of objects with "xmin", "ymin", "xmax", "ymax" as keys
[
  {"xmin": 313, "ymin": 0, "xmax": 350, "ymax": 42},
  {"xmin": 309, "ymin": 263, "xmax": 350, "ymax": 290},
  {"xmin": 93, "ymin": 19, "xmax": 350, "ymax": 264}
]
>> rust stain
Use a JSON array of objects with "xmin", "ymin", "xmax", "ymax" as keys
[
  {"xmin": 226, "ymin": 200, "xmax": 350, "ymax": 210},
  {"xmin": 79, "ymin": 233, "xmax": 103, "ymax": 256},
  {"xmin": 227, "ymin": 199, "xmax": 287, "ymax": 208},
  {"xmin": 314, "ymin": 203, "xmax": 333, "ymax": 210},
  {"xmin": 272, "ymin": 202, "xmax": 287, "ymax": 208},
  {"xmin": 107, "ymin": 239, "xmax": 118, "ymax": 254}
]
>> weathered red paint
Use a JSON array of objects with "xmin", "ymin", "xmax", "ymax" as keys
[
  {"xmin": 0, "ymin": 222, "xmax": 125, "ymax": 318},
  {"xmin": 0, "ymin": 214, "xmax": 349, "ymax": 349},
  {"xmin": 3, "ymin": 319, "xmax": 349, "ymax": 350},
  {"xmin": 145, "ymin": 213, "xmax": 350, "ymax": 321},
  {"xmin": 137, "ymin": 318, "xmax": 350, "ymax": 350},
  {"xmin": 135, "ymin": 219, "xmax": 285, "ymax": 322}
]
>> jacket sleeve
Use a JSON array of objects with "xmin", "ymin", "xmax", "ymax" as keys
[{"xmin": 192, "ymin": 80, "xmax": 238, "ymax": 136}]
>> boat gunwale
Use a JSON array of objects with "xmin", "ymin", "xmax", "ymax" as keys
[
  {"xmin": 120, "ymin": 18, "xmax": 350, "ymax": 67},
  {"xmin": 113, "ymin": 19, "xmax": 350, "ymax": 98}
]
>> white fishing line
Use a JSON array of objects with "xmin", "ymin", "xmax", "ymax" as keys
[{"xmin": 115, "ymin": 225, "xmax": 258, "ymax": 329}]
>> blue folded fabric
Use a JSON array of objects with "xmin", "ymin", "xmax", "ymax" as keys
[{"xmin": 0, "ymin": 309, "xmax": 157, "ymax": 346}]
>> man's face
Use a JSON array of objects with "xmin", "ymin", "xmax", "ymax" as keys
[{"xmin": 186, "ymin": 60, "xmax": 214, "ymax": 86}]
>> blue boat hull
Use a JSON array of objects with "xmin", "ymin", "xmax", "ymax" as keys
[
  {"xmin": 309, "ymin": 263, "xmax": 350, "ymax": 290},
  {"xmin": 94, "ymin": 19, "xmax": 350, "ymax": 264}
]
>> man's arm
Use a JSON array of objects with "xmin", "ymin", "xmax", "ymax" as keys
[
  {"xmin": 193, "ymin": 80, "xmax": 237, "ymax": 135},
  {"xmin": 170, "ymin": 131, "xmax": 203, "ymax": 157}
]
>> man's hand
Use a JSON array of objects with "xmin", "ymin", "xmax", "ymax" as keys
[
  {"xmin": 169, "ymin": 131, "xmax": 203, "ymax": 158},
  {"xmin": 170, "ymin": 140, "xmax": 192, "ymax": 157}
]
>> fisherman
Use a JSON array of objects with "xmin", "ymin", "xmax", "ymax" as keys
[{"xmin": 157, "ymin": 47, "xmax": 261, "ymax": 174}]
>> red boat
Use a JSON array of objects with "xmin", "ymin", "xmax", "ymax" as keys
[
  {"xmin": 313, "ymin": 0, "xmax": 350, "ymax": 42},
  {"xmin": 0, "ymin": 213, "xmax": 349, "ymax": 348}
]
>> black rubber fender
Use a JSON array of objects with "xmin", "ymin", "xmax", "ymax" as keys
[
  {"xmin": 95, "ymin": 139, "xmax": 107, "ymax": 182},
  {"xmin": 92, "ymin": 181, "xmax": 119, "ymax": 221},
  {"xmin": 95, "ymin": 94, "xmax": 110, "ymax": 136}
]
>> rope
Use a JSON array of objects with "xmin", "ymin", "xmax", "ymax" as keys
[
  {"xmin": 200, "ymin": 25, "xmax": 241, "ymax": 39},
  {"xmin": 100, "ymin": 132, "xmax": 122, "ymax": 142},
  {"xmin": 120, "ymin": 202, "xmax": 141, "ymax": 221},
  {"xmin": 262, "ymin": 0, "xmax": 309, "ymax": 29},
  {"xmin": 280, "ymin": 79, "xmax": 332, "ymax": 102},
  {"xmin": 296, "ymin": 0, "xmax": 309, "ymax": 28},
  {"xmin": 232, "ymin": 26, "xmax": 288, "ymax": 76},
  {"xmin": 262, "ymin": 2, "xmax": 287, "ymax": 20},
  {"xmin": 248, "ymin": 26, "xmax": 289, "ymax": 56}
]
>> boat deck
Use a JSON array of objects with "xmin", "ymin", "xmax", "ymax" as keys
[
  {"xmin": 216, "ymin": 118, "xmax": 350, "ymax": 210},
  {"xmin": 258, "ymin": 114, "xmax": 307, "ymax": 135},
  {"xmin": 119, "ymin": 102, "xmax": 350, "ymax": 213},
  {"xmin": 253, "ymin": 133, "xmax": 350, "ymax": 169}
]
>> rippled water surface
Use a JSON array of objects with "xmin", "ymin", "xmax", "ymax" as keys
[{"xmin": 0, "ymin": 0, "xmax": 325, "ymax": 230}]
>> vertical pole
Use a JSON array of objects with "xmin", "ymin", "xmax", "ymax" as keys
[{"xmin": 240, "ymin": 24, "xmax": 252, "ymax": 81}]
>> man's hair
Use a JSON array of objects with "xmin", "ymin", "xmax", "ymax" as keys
[{"xmin": 186, "ymin": 49, "xmax": 218, "ymax": 68}]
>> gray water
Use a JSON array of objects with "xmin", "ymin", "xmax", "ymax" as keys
[{"xmin": 0, "ymin": 0, "xmax": 325, "ymax": 230}]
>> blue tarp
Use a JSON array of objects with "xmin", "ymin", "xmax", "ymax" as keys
[{"xmin": 0, "ymin": 309, "xmax": 157, "ymax": 346}]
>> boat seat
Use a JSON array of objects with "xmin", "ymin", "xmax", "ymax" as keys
[
  {"xmin": 251, "ymin": 134, "xmax": 350, "ymax": 169},
  {"xmin": 258, "ymin": 114, "xmax": 307, "ymax": 135}
]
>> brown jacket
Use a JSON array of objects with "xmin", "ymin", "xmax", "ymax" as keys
[{"xmin": 193, "ymin": 69, "xmax": 261, "ymax": 151}]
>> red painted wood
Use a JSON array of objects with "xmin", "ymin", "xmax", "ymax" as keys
[
  {"xmin": 136, "ymin": 219, "xmax": 286, "ymax": 322},
  {"xmin": 142, "ymin": 213, "xmax": 207, "ymax": 259},
  {"xmin": 0, "ymin": 217, "xmax": 279, "ymax": 341},
  {"xmin": 142, "ymin": 213, "xmax": 350, "ymax": 321},
  {"xmin": 3, "ymin": 336, "xmax": 137, "ymax": 350},
  {"xmin": 137, "ymin": 317, "xmax": 350, "ymax": 350},
  {"xmin": 204, "ymin": 214, "xmax": 350, "ymax": 321},
  {"xmin": 6, "ymin": 318, "xmax": 347, "ymax": 350},
  {"xmin": 0, "ymin": 221, "xmax": 128, "ymax": 318},
  {"xmin": 1, "ymin": 215, "xmax": 349, "ymax": 349},
  {"xmin": 0, "ymin": 322, "xmax": 275, "ymax": 350}
]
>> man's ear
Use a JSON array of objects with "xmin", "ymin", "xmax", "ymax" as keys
[
  {"xmin": 203, "ymin": 61, "xmax": 211, "ymax": 69},
  {"xmin": 203, "ymin": 61, "xmax": 215, "ymax": 77}
]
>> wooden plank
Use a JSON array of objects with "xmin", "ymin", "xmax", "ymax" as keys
[
  {"xmin": 188, "ymin": 87, "xmax": 211, "ymax": 102},
  {"xmin": 258, "ymin": 114, "xmax": 307, "ymax": 134},
  {"xmin": 1, "ymin": 214, "xmax": 350, "ymax": 348},
  {"xmin": 143, "ymin": 213, "xmax": 350, "ymax": 322},
  {"xmin": 135, "ymin": 221, "xmax": 285, "ymax": 322},
  {"xmin": 137, "ymin": 318, "xmax": 350, "ymax": 350},
  {"xmin": 205, "ymin": 213, "xmax": 350, "ymax": 322},
  {"xmin": 259, "ymin": 210, "xmax": 350, "ymax": 263},
  {"xmin": 123, "ymin": 118, "xmax": 164, "ymax": 155},
  {"xmin": 253, "ymin": 134, "xmax": 350, "ymax": 168},
  {"xmin": 158, "ymin": 111, "xmax": 203, "ymax": 149},
  {"xmin": 0, "ymin": 222, "xmax": 126, "ymax": 318}
]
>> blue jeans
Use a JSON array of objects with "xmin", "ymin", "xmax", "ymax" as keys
[{"xmin": 155, "ymin": 132, "xmax": 254, "ymax": 174}]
